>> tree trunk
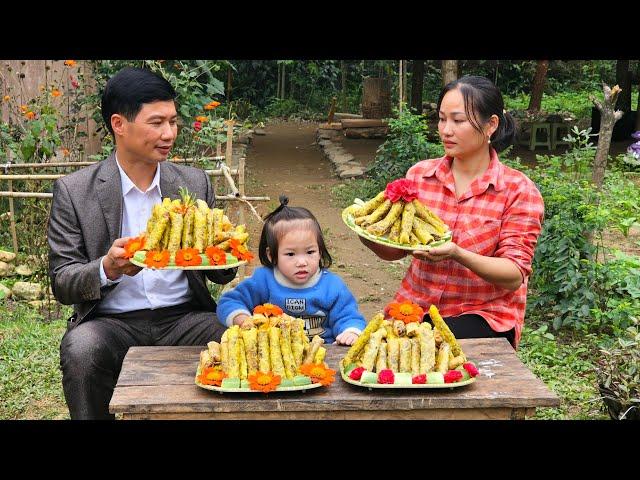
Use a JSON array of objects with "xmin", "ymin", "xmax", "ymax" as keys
[
  {"xmin": 276, "ymin": 63, "xmax": 281, "ymax": 99},
  {"xmin": 227, "ymin": 67, "xmax": 233, "ymax": 102},
  {"xmin": 281, "ymin": 63, "xmax": 286, "ymax": 99},
  {"xmin": 592, "ymin": 83, "xmax": 624, "ymax": 189},
  {"xmin": 398, "ymin": 60, "xmax": 405, "ymax": 112},
  {"xmin": 441, "ymin": 60, "xmax": 458, "ymax": 86},
  {"xmin": 410, "ymin": 60, "xmax": 424, "ymax": 114},
  {"xmin": 615, "ymin": 60, "xmax": 632, "ymax": 112},
  {"xmin": 637, "ymin": 67, "xmax": 640, "ymax": 131},
  {"xmin": 527, "ymin": 60, "xmax": 549, "ymax": 112},
  {"xmin": 341, "ymin": 60, "xmax": 347, "ymax": 111}
]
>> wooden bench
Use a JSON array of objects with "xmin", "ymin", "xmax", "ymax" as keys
[{"xmin": 109, "ymin": 338, "xmax": 560, "ymax": 420}]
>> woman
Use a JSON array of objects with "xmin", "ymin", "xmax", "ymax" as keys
[{"xmin": 362, "ymin": 75, "xmax": 544, "ymax": 348}]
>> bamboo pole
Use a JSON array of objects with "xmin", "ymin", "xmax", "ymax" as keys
[
  {"xmin": 7, "ymin": 180, "xmax": 18, "ymax": 254},
  {"xmin": 224, "ymin": 120, "xmax": 234, "ymax": 165},
  {"xmin": 238, "ymin": 154, "xmax": 246, "ymax": 280},
  {"xmin": 0, "ymin": 191, "xmax": 269, "ymax": 201},
  {"xmin": 0, "ymin": 157, "xmax": 220, "ymax": 170},
  {"xmin": 0, "ymin": 174, "xmax": 65, "ymax": 180}
]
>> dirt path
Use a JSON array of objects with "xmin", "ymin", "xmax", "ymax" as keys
[{"xmin": 241, "ymin": 121, "xmax": 408, "ymax": 320}]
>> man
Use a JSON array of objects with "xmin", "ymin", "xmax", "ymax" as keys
[{"xmin": 48, "ymin": 67, "xmax": 235, "ymax": 419}]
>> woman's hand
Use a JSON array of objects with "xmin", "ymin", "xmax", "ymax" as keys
[
  {"xmin": 412, "ymin": 242, "xmax": 460, "ymax": 262},
  {"xmin": 335, "ymin": 331, "xmax": 359, "ymax": 346}
]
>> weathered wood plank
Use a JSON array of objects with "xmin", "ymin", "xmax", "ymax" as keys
[
  {"xmin": 341, "ymin": 119, "xmax": 388, "ymax": 128},
  {"xmin": 110, "ymin": 339, "xmax": 560, "ymax": 417}
]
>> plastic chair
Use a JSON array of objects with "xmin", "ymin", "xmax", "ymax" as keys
[
  {"xmin": 551, "ymin": 122, "xmax": 570, "ymax": 149},
  {"xmin": 529, "ymin": 122, "xmax": 552, "ymax": 151}
]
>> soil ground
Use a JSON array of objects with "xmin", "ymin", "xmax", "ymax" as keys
[{"xmin": 236, "ymin": 121, "xmax": 639, "ymax": 321}]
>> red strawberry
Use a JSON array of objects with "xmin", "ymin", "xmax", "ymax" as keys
[
  {"xmin": 412, "ymin": 374, "xmax": 427, "ymax": 384},
  {"xmin": 444, "ymin": 370, "xmax": 463, "ymax": 383},
  {"xmin": 378, "ymin": 369, "xmax": 395, "ymax": 384},
  {"xmin": 348, "ymin": 366, "xmax": 366, "ymax": 380},
  {"xmin": 463, "ymin": 362, "xmax": 479, "ymax": 377}
]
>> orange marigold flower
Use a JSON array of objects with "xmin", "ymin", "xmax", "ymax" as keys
[
  {"xmin": 229, "ymin": 239, "xmax": 255, "ymax": 262},
  {"xmin": 204, "ymin": 101, "xmax": 221, "ymax": 110},
  {"xmin": 144, "ymin": 250, "xmax": 170, "ymax": 268},
  {"xmin": 205, "ymin": 246, "xmax": 227, "ymax": 266},
  {"xmin": 175, "ymin": 248, "xmax": 202, "ymax": 267},
  {"xmin": 61, "ymin": 148, "xmax": 70, "ymax": 157},
  {"xmin": 123, "ymin": 235, "xmax": 145, "ymax": 259},
  {"xmin": 253, "ymin": 303, "xmax": 283, "ymax": 317},
  {"xmin": 63, "ymin": 60, "xmax": 77, "ymax": 67},
  {"xmin": 2, "ymin": 95, "xmax": 9, "ymax": 102},
  {"xmin": 387, "ymin": 301, "xmax": 424, "ymax": 324},
  {"xmin": 194, "ymin": 115, "xmax": 208, "ymax": 123},
  {"xmin": 248, "ymin": 371, "xmax": 281, "ymax": 393},
  {"xmin": 51, "ymin": 89, "xmax": 62, "ymax": 97},
  {"xmin": 198, "ymin": 367, "xmax": 227, "ymax": 386},
  {"xmin": 20, "ymin": 105, "xmax": 28, "ymax": 113},
  {"xmin": 299, "ymin": 363, "xmax": 336, "ymax": 386},
  {"xmin": 24, "ymin": 111, "xmax": 36, "ymax": 120}
]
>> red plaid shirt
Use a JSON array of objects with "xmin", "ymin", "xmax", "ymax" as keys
[{"xmin": 394, "ymin": 149, "xmax": 544, "ymax": 347}]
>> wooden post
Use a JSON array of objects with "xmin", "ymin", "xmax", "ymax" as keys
[
  {"xmin": 225, "ymin": 120, "xmax": 234, "ymax": 165},
  {"xmin": 238, "ymin": 155, "xmax": 246, "ymax": 280},
  {"xmin": 8, "ymin": 180, "xmax": 18, "ymax": 254},
  {"xmin": 327, "ymin": 96, "xmax": 337, "ymax": 124},
  {"xmin": 341, "ymin": 60, "xmax": 347, "ymax": 112}
]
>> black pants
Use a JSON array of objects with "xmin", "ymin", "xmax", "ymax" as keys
[
  {"xmin": 59, "ymin": 302, "xmax": 226, "ymax": 420},
  {"xmin": 423, "ymin": 313, "xmax": 516, "ymax": 348}
]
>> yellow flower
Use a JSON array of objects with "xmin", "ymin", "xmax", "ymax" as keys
[
  {"xmin": 194, "ymin": 115, "xmax": 208, "ymax": 123},
  {"xmin": 51, "ymin": 89, "xmax": 62, "ymax": 97},
  {"xmin": 2, "ymin": 95, "xmax": 9, "ymax": 102}
]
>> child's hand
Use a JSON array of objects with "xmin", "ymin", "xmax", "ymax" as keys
[
  {"xmin": 335, "ymin": 331, "xmax": 359, "ymax": 346},
  {"xmin": 234, "ymin": 313, "xmax": 254, "ymax": 329}
]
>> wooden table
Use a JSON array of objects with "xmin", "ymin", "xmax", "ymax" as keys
[{"xmin": 109, "ymin": 338, "xmax": 560, "ymax": 420}]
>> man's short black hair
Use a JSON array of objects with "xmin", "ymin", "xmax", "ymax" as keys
[{"xmin": 101, "ymin": 67, "xmax": 176, "ymax": 137}]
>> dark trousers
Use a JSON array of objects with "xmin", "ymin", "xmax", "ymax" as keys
[
  {"xmin": 423, "ymin": 313, "xmax": 516, "ymax": 348},
  {"xmin": 59, "ymin": 302, "xmax": 226, "ymax": 420}
]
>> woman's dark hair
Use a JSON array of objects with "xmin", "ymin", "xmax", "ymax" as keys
[
  {"xmin": 436, "ymin": 75, "xmax": 517, "ymax": 153},
  {"xmin": 101, "ymin": 67, "xmax": 176, "ymax": 137},
  {"xmin": 259, "ymin": 195, "xmax": 332, "ymax": 269}
]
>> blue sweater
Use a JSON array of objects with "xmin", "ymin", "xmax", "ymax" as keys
[{"xmin": 216, "ymin": 267, "xmax": 366, "ymax": 344}]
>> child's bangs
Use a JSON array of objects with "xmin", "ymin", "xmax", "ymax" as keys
[{"xmin": 272, "ymin": 218, "xmax": 316, "ymax": 240}]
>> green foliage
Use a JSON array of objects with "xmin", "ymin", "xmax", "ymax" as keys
[
  {"xmin": 364, "ymin": 109, "xmax": 444, "ymax": 191},
  {"xmin": 0, "ymin": 304, "xmax": 70, "ymax": 419},
  {"xmin": 595, "ymin": 318, "xmax": 640, "ymax": 419}
]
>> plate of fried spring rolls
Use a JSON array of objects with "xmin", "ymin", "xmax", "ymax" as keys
[
  {"xmin": 339, "ymin": 310, "xmax": 477, "ymax": 389},
  {"xmin": 195, "ymin": 314, "xmax": 331, "ymax": 393},
  {"xmin": 341, "ymin": 192, "xmax": 452, "ymax": 251}
]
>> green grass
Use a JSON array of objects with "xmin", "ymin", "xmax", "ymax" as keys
[
  {"xmin": 0, "ymin": 302, "xmax": 70, "ymax": 419},
  {"xmin": 504, "ymin": 90, "xmax": 640, "ymax": 120},
  {"xmin": 517, "ymin": 323, "xmax": 610, "ymax": 420}
]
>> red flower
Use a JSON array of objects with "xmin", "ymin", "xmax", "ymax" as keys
[
  {"xmin": 193, "ymin": 121, "xmax": 203, "ymax": 132},
  {"xmin": 444, "ymin": 370, "xmax": 464, "ymax": 383},
  {"xmin": 70, "ymin": 75, "xmax": 79, "ymax": 89},
  {"xmin": 377, "ymin": 369, "xmax": 395, "ymax": 384},
  {"xmin": 384, "ymin": 178, "xmax": 418, "ymax": 203},
  {"xmin": 412, "ymin": 374, "xmax": 427, "ymax": 384},
  {"xmin": 348, "ymin": 366, "xmax": 366, "ymax": 380},
  {"xmin": 463, "ymin": 362, "xmax": 479, "ymax": 377}
]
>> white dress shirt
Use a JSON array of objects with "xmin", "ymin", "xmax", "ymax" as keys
[{"xmin": 96, "ymin": 157, "xmax": 192, "ymax": 314}]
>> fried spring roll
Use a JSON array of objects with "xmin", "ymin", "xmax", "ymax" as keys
[
  {"xmin": 393, "ymin": 320, "xmax": 406, "ymax": 337},
  {"xmin": 237, "ymin": 337, "xmax": 248, "ymax": 380},
  {"xmin": 279, "ymin": 322, "xmax": 296, "ymax": 379},
  {"xmin": 366, "ymin": 201, "xmax": 404, "ymax": 237},
  {"xmin": 382, "ymin": 320, "xmax": 395, "ymax": 340},
  {"xmin": 388, "ymin": 218, "xmax": 402, "ymax": 243},
  {"xmin": 405, "ymin": 322, "xmax": 421, "ymax": 337},
  {"xmin": 343, "ymin": 313, "xmax": 384, "ymax": 365},
  {"xmin": 361, "ymin": 329, "xmax": 386, "ymax": 371},
  {"xmin": 147, "ymin": 206, "xmax": 170, "ymax": 250},
  {"xmin": 241, "ymin": 328, "xmax": 258, "ymax": 376},
  {"xmin": 360, "ymin": 200, "xmax": 393, "ymax": 227},
  {"xmin": 268, "ymin": 327, "xmax": 285, "ymax": 376},
  {"xmin": 399, "ymin": 337, "xmax": 412, "ymax": 373},
  {"xmin": 168, "ymin": 211, "xmax": 184, "ymax": 253},
  {"xmin": 418, "ymin": 323, "xmax": 436, "ymax": 373},
  {"xmin": 412, "ymin": 199, "xmax": 447, "ymax": 236},
  {"xmin": 220, "ymin": 330, "xmax": 229, "ymax": 374},
  {"xmin": 200, "ymin": 350, "xmax": 213, "ymax": 369},
  {"xmin": 181, "ymin": 207, "xmax": 195, "ymax": 249},
  {"xmin": 257, "ymin": 327, "xmax": 270, "ymax": 373},
  {"xmin": 207, "ymin": 341, "xmax": 221, "ymax": 364},
  {"xmin": 313, "ymin": 346, "xmax": 326, "ymax": 364},
  {"xmin": 429, "ymin": 304, "xmax": 462, "ymax": 356},
  {"xmin": 411, "ymin": 338, "xmax": 421, "ymax": 376},
  {"xmin": 387, "ymin": 337, "xmax": 400, "ymax": 371},
  {"xmin": 290, "ymin": 319, "xmax": 305, "ymax": 368},
  {"xmin": 375, "ymin": 341, "xmax": 388, "ymax": 372},
  {"xmin": 303, "ymin": 335, "xmax": 325, "ymax": 365},
  {"xmin": 436, "ymin": 341, "xmax": 451, "ymax": 375},
  {"xmin": 351, "ymin": 191, "xmax": 386, "ymax": 218},
  {"xmin": 398, "ymin": 201, "xmax": 416, "ymax": 244},
  {"xmin": 193, "ymin": 208, "xmax": 207, "ymax": 253},
  {"xmin": 227, "ymin": 326, "xmax": 240, "ymax": 378},
  {"xmin": 449, "ymin": 354, "xmax": 466, "ymax": 370},
  {"xmin": 412, "ymin": 217, "xmax": 435, "ymax": 245}
]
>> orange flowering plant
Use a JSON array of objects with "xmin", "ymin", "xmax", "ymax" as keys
[
  {"xmin": 205, "ymin": 246, "xmax": 227, "ymax": 266},
  {"xmin": 299, "ymin": 363, "xmax": 336, "ymax": 386},
  {"xmin": 198, "ymin": 367, "xmax": 227, "ymax": 387},
  {"xmin": 229, "ymin": 239, "xmax": 255, "ymax": 262},
  {"xmin": 253, "ymin": 303, "xmax": 283, "ymax": 317},
  {"xmin": 175, "ymin": 248, "xmax": 203, "ymax": 267},
  {"xmin": 144, "ymin": 250, "xmax": 170, "ymax": 269},
  {"xmin": 248, "ymin": 371, "xmax": 281, "ymax": 393},
  {"xmin": 123, "ymin": 235, "xmax": 145, "ymax": 259},
  {"xmin": 387, "ymin": 301, "xmax": 424, "ymax": 324}
]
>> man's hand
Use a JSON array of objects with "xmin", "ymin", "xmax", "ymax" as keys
[
  {"xmin": 103, "ymin": 237, "xmax": 142, "ymax": 280},
  {"xmin": 335, "ymin": 331, "xmax": 359, "ymax": 346},
  {"xmin": 412, "ymin": 242, "xmax": 460, "ymax": 263}
]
